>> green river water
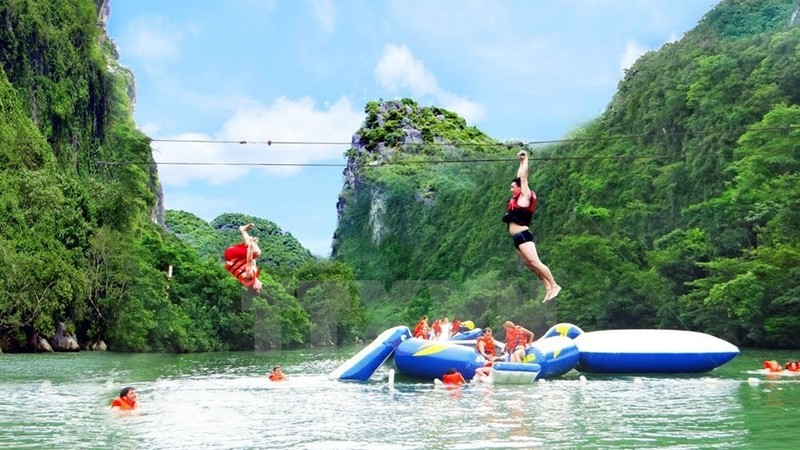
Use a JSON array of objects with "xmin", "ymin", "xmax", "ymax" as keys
[{"xmin": 1, "ymin": 347, "xmax": 798, "ymax": 449}]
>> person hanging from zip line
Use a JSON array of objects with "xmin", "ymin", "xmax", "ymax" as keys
[
  {"xmin": 224, "ymin": 223, "xmax": 263, "ymax": 293},
  {"xmin": 502, "ymin": 150, "xmax": 561, "ymax": 303}
]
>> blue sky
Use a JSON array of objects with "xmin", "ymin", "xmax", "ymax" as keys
[{"xmin": 106, "ymin": 0, "xmax": 720, "ymax": 257}]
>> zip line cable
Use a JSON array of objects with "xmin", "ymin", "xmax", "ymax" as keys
[
  {"xmin": 142, "ymin": 123, "xmax": 800, "ymax": 146},
  {"xmin": 89, "ymin": 123, "xmax": 798, "ymax": 167},
  {"xmin": 95, "ymin": 154, "xmax": 673, "ymax": 168}
]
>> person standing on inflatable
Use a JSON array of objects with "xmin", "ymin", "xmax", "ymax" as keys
[
  {"xmin": 503, "ymin": 150, "xmax": 561, "ymax": 302},
  {"xmin": 224, "ymin": 223, "xmax": 263, "ymax": 293}
]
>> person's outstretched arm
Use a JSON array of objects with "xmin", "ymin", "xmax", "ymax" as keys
[{"xmin": 516, "ymin": 151, "xmax": 533, "ymax": 208}]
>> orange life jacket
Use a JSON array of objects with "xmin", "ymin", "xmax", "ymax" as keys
[
  {"xmin": 505, "ymin": 326, "xmax": 528, "ymax": 352},
  {"xmin": 477, "ymin": 335, "xmax": 496, "ymax": 358},
  {"xmin": 269, "ymin": 372, "xmax": 287, "ymax": 381},
  {"xmin": 442, "ymin": 372, "xmax": 465, "ymax": 385},
  {"xmin": 111, "ymin": 397, "xmax": 136, "ymax": 410}
]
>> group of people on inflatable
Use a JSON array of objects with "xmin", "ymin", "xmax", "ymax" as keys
[
  {"xmin": 434, "ymin": 320, "xmax": 535, "ymax": 384},
  {"xmin": 413, "ymin": 316, "xmax": 471, "ymax": 340},
  {"xmin": 763, "ymin": 359, "xmax": 800, "ymax": 372}
]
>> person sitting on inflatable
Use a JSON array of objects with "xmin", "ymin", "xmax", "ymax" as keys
[
  {"xmin": 786, "ymin": 361, "xmax": 799, "ymax": 372},
  {"xmin": 503, "ymin": 321, "xmax": 534, "ymax": 363},
  {"xmin": 224, "ymin": 223, "xmax": 263, "ymax": 293},
  {"xmin": 441, "ymin": 368, "xmax": 466, "ymax": 385},
  {"xmin": 269, "ymin": 366, "xmax": 288, "ymax": 381},
  {"xmin": 763, "ymin": 360, "xmax": 782, "ymax": 372},
  {"xmin": 110, "ymin": 386, "xmax": 138, "ymax": 411},
  {"xmin": 477, "ymin": 328, "xmax": 502, "ymax": 362}
]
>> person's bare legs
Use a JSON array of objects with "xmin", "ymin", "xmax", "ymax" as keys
[{"xmin": 517, "ymin": 241, "xmax": 561, "ymax": 302}]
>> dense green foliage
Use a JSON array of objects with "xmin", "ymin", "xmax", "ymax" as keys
[
  {"xmin": 0, "ymin": 0, "xmax": 365, "ymax": 353},
  {"xmin": 4, "ymin": 0, "xmax": 798, "ymax": 352},
  {"xmin": 334, "ymin": 0, "xmax": 800, "ymax": 348},
  {"xmin": 165, "ymin": 211, "xmax": 313, "ymax": 269}
]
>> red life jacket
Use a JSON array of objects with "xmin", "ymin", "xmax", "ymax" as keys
[
  {"xmin": 111, "ymin": 397, "xmax": 136, "ymax": 410},
  {"xmin": 505, "ymin": 326, "xmax": 528, "ymax": 352},
  {"xmin": 413, "ymin": 320, "xmax": 427, "ymax": 337},
  {"xmin": 442, "ymin": 372, "xmax": 464, "ymax": 385},
  {"xmin": 477, "ymin": 335, "xmax": 496, "ymax": 357},
  {"xmin": 269, "ymin": 372, "xmax": 287, "ymax": 381},
  {"xmin": 226, "ymin": 259, "xmax": 259, "ymax": 288},
  {"xmin": 503, "ymin": 191, "xmax": 537, "ymax": 226}
]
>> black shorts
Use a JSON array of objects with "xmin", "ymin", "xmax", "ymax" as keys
[{"xmin": 512, "ymin": 230, "xmax": 535, "ymax": 249}]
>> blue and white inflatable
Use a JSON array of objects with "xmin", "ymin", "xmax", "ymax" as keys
[
  {"xmin": 573, "ymin": 329, "xmax": 739, "ymax": 374},
  {"xmin": 394, "ymin": 338, "xmax": 486, "ymax": 380},
  {"xmin": 329, "ymin": 326, "xmax": 411, "ymax": 381},
  {"xmin": 332, "ymin": 322, "xmax": 740, "ymax": 383},
  {"xmin": 394, "ymin": 333, "xmax": 580, "ymax": 382}
]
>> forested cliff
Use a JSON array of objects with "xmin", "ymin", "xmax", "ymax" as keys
[
  {"xmin": 3, "ymin": 0, "xmax": 799, "ymax": 352},
  {"xmin": 333, "ymin": 0, "xmax": 800, "ymax": 348},
  {"xmin": 0, "ymin": 0, "xmax": 364, "ymax": 353}
]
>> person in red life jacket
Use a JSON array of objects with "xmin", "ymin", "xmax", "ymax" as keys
[
  {"xmin": 269, "ymin": 366, "xmax": 288, "ymax": 381},
  {"xmin": 503, "ymin": 150, "xmax": 561, "ymax": 303},
  {"xmin": 503, "ymin": 321, "xmax": 534, "ymax": 363},
  {"xmin": 451, "ymin": 318, "xmax": 461, "ymax": 336},
  {"xmin": 432, "ymin": 319, "xmax": 442, "ymax": 339},
  {"xmin": 413, "ymin": 316, "xmax": 429, "ymax": 338},
  {"xmin": 224, "ymin": 223, "xmax": 263, "ymax": 293},
  {"xmin": 110, "ymin": 386, "xmax": 138, "ymax": 411},
  {"xmin": 763, "ymin": 360, "xmax": 782, "ymax": 372},
  {"xmin": 786, "ymin": 361, "xmax": 799, "ymax": 372},
  {"xmin": 474, "ymin": 328, "xmax": 503, "ymax": 379},
  {"xmin": 415, "ymin": 325, "xmax": 431, "ymax": 339},
  {"xmin": 441, "ymin": 368, "xmax": 467, "ymax": 385},
  {"xmin": 476, "ymin": 328, "xmax": 502, "ymax": 361}
]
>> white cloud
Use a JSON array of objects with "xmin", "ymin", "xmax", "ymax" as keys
[
  {"xmin": 154, "ymin": 96, "xmax": 363, "ymax": 186},
  {"xmin": 375, "ymin": 44, "xmax": 439, "ymax": 96},
  {"xmin": 620, "ymin": 40, "xmax": 649, "ymax": 75},
  {"xmin": 437, "ymin": 92, "xmax": 486, "ymax": 124},
  {"xmin": 122, "ymin": 19, "xmax": 184, "ymax": 62},
  {"xmin": 375, "ymin": 44, "xmax": 485, "ymax": 124}
]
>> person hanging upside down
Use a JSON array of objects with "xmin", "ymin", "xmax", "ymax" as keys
[
  {"xmin": 224, "ymin": 223, "xmax": 263, "ymax": 293},
  {"xmin": 502, "ymin": 150, "xmax": 562, "ymax": 302}
]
